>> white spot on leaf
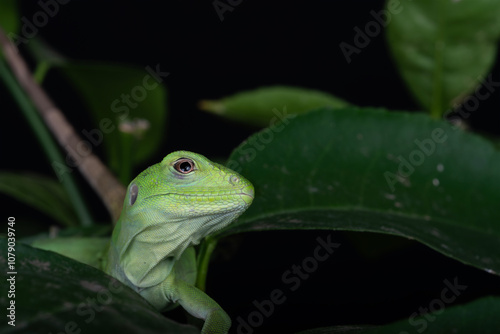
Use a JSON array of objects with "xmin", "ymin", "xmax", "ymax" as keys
[
  {"xmin": 384, "ymin": 193, "xmax": 396, "ymax": 200},
  {"xmin": 281, "ymin": 166, "xmax": 290, "ymax": 174},
  {"xmin": 80, "ymin": 280, "xmax": 104, "ymax": 293},
  {"xmin": 430, "ymin": 228, "xmax": 441, "ymax": 237},
  {"xmin": 308, "ymin": 186, "xmax": 319, "ymax": 193},
  {"xmin": 28, "ymin": 259, "xmax": 51, "ymax": 271},
  {"xmin": 380, "ymin": 226, "xmax": 401, "ymax": 235}
]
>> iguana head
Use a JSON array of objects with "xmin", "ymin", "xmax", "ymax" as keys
[
  {"xmin": 116, "ymin": 150, "xmax": 254, "ymax": 259},
  {"xmin": 130, "ymin": 150, "xmax": 254, "ymax": 221}
]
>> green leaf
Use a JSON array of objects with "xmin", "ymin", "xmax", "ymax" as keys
[
  {"xmin": 351, "ymin": 296, "xmax": 500, "ymax": 334},
  {"xmin": 199, "ymin": 86, "xmax": 350, "ymax": 127},
  {"xmin": 386, "ymin": 0, "xmax": 500, "ymax": 118},
  {"xmin": 0, "ymin": 172, "xmax": 79, "ymax": 227},
  {"xmin": 28, "ymin": 38, "xmax": 67, "ymax": 67},
  {"xmin": 0, "ymin": 237, "xmax": 199, "ymax": 334},
  {"xmin": 295, "ymin": 297, "xmax": 500, "ymax": 333},
  {"xmin": 296, "ymin": 325, "xmax": 376, "ymax": 334},
  {"xmin": 19, "ymin": 225, "xmax": 112, "ymax": 246},
  {"xmin": 220, "ymin": 107, "xmax": 500, "ymax": 275},
  {"xmin": 31, "ymin": 237, "xmax": 109, "ymax": 268},
  {"xmin": 59, "ymin": 62, "xmax": 167, "ymax": 183},
  {"xmin": 0, "ymin": 0, "xmax": 19, "ymax": 51}
]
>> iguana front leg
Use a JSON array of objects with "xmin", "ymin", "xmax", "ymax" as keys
[
  {"xmin": 164, "ymin": 278, "xmax": 231, "ymax": 334},
  {"xmin": 138, "ymin": 247, "xmax": 231, "ymax": 333}
]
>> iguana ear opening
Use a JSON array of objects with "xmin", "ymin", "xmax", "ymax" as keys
[{"xmin": 129, "ymin": 184, "xmax": 138, "ymax": 206}]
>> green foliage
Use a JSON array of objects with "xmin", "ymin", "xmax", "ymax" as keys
[
  {"xmin": 386, "ymin": 0, "xmax": 500, "ymax": 118},
  {"xmin": 0, "ymin": 172, "xmax": 79, "ymax": 227},
  {"xmin": 0, "ymin": 0, "xmax": 18, "ymax": 57},
  {"xmin": 361, "ymin": 296, "xmax": 500, "ymax": 333},
  {"xmin": 1, "ymin": 1, "xmax": 500, "ymax": 333},
  {"xmin": 60, "ymin": 63, "xmax": 167, "ymax": 183},
  {"xmin": 0, "ymin": 238, "xmax": 199, "ymax": 334},
  {"xmin": 220, "ymin": 107, "xmax": 500, "ymax": 274},
  {"xmin": 297, "ymin": 296, "xmax": 500, "ymax": 333},
  {"xmin": 199, "ymin": 86, "xmax": 350, "ymax": 127}
]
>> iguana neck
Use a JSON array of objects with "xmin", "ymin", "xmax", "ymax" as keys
[{"xmin": 105, "ymin": 207, "xmax": 238, "ymax": 289}]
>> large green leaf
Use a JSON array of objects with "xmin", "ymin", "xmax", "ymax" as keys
[
  {"xmin": 59, "ymin": 62, "xmax": 167, "ymax": 182},
  {"xmin": 199, "ymin": 86, "xmax": 349, "ymax": 127},
  {"xmin": 219, "ymin": 107, "xmax": 500, "ymax": 274},
  {"xmin": 386, "ymin": 0, "xmax": 500, "ymax": 117},
  {"xmin": 0, "ymin": 172, "xmax": 79, "ymax": 227},
  {"xmin": 361, "ymin": 296, "xmax": 500, "ymax": 333},
  {"xmin": 0, "ymin": 237, "xmax": 198, "ymax": 333},
  {"xmin": 297, "ymin": 296, "xmax": 500, "ymax": 334}
]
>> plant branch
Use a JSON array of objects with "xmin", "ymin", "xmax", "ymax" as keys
[{"xmin": 0, "ymin": 27, "xmax": 125, "ymax": 222}]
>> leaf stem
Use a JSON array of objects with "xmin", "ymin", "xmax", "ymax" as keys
[
  {"xmin": 0, "ymin": 27, "xmax": 125, "ymax": 222},
  {"xmin": 33, "ymin": 60, "xmax": 50, "ymax": 84},
  {"xmin": 196, "ymin": 236, "xmax": 218, "ymax": 292},
  {"xmin": 0, "ymin": 58, "xmax": 93, "ymax": 226}
]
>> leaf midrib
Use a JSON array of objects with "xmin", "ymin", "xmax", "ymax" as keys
[{"xmin": 224, "ymin": 205, "xmax": 499, "ymax": 240}]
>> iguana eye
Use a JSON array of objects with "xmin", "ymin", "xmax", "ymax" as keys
[{"xmin": 174, "ymin": 158, "xmax": 195, "ymax": 174}]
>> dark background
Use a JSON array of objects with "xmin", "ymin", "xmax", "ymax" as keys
[{"xmin": 3, "ymin": 1, "xmax": 500, "ymax": 333}]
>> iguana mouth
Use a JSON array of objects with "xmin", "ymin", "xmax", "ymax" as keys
[{"xmin": 146, "ymin": 186, "xmax": 253, "ymax": 203}]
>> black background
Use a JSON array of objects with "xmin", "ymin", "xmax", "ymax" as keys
[{"xmin": 3, "ymin": 1, "xmax": 500, "ymax": 333}]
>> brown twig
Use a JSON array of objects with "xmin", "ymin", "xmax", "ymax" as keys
[{"xmin": 0, "ymin": 27, "xmax": 125, "ymax": 222}]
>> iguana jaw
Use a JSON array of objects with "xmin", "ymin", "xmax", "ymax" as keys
[
  {"xmin": 240, "ymin": 184, "xmax": 254, "ymax": 204},
  {"xmin": 143, "ymin": 182, "xmax": 253, "ymax": 215}
]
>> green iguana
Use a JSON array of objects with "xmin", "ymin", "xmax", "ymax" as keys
[{"xmin": 33, "ymin": 151, "xmax": 254, "ymax": 333}]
